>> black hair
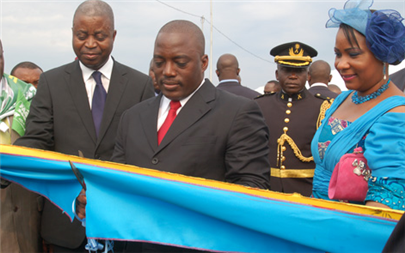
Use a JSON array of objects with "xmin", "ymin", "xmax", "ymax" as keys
[
  {"xmin": 340, "ymin": 23, "xmax": 361, "ymax": 48},
  {"xmin": 11, "ymin": 61, "xmax": 43, "ymax": 75}
]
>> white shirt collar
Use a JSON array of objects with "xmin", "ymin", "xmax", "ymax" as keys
[
  {"xmin": 157, "ymin": 79, "xmax": 206, "ymax": 131},
  {"xmin": 79, "ymin": 56, "xmax": 113, "ymax": 81},
  {"xmin": 219, "ymin": 79, "xmax": 238, "ymax": 84},
  {"xmin": 160, "ymin": 78, "xmax": 206, "ymax": 110},
  {"xmin": 310, "ymin": 82, "xmax": 328, "ymax": 88}
]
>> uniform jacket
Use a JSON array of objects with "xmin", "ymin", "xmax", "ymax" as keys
[
  {"xmin": 14, "ymin": 59, "xmax": 154, "ymax": 249},
  {"xmin": 255, "ymin": 89, "xmax": 330, "ymax": 196}
]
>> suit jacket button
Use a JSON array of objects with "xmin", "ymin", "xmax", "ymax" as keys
[{"xmin": 152, "ymin": 158, "xmax": 159, "ymax": 165}]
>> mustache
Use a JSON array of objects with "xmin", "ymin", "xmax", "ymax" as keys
[{"xmin": 159, "ymin": 78, "xmax": 181, "ymax": 85}]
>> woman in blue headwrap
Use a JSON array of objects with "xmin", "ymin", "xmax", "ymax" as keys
[{"xmin": 311, "ymin": 0, "xmax": 405, "ymax": 210}]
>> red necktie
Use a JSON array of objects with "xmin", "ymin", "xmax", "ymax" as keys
[{"xmin": 158, "ymin": 100, "xmax": 181, "ymax": 145}]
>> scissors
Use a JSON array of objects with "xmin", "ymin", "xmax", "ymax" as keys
[{"xmin": 69, "ymin": 150, "xmax": 86, "ymax": 190}]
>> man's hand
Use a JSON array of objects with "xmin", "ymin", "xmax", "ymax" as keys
[{"xmin": 76, "ymin": 188, "xmax": 86, "ymax": 219}]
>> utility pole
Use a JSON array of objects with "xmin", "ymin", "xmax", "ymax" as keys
[{"xmin": 209, "ymin": 0, "xmax": 213, "ymax": 81}]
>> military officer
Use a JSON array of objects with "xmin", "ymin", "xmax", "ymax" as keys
[{"xmin": 255, "ymin": 41, "xmax": 331, "ymax": 197}]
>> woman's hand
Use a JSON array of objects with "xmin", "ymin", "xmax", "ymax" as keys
[{"xmin": 366, "ymin": 200, "xmax": 391, "ymax": 209}]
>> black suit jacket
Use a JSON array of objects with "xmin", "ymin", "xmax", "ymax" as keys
[
  {"xmin": 308, "ymin": 85, "xmax": 338, "ymax": 99},
  {"xmin": 216, "ymin": 81, "xmax": 261, "ymax": 99},
  {"xmin": 112, "ymin": 79, "xmax": 270, "ymax": 189},
  {"xmin": 14, "ymin": 59, "xmax": 154, "ymax": 249},
  {"xmin": 382, "ymin": 213, "xmax": 405, "ymax": 253},
  {"xmin": 390, "ymin": 68, "xmax": 405, "ymax": 91}
]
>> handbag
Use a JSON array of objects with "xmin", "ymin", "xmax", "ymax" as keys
[{"xmin": 328, "ymin": 147, "xmax": 372, "ymax": 202}]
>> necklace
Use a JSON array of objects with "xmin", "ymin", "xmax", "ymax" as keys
[{"xmin": 351, "ymin": 79, "xmax": 391, "ymax": 105}]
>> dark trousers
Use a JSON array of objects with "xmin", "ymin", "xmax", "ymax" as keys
[
  {"xmin": 47, "ymin": 240, "xmax": 87, "ymax": 253},
  {"xmin": 124, "ymin": 242, "xmax": 206, "ymax": 253}
]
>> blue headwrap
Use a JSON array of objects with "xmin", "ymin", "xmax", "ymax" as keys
[{"xmin": 326, "ymin": 0, "xmax": 405, "ymax": 65}]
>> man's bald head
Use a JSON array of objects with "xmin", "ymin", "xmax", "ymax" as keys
[
  {"xmin": 308, "ymin": 60, "xmax": 332, "ymax": 86},
  {"xmin": 73, "ymin": 0, "xmax": 115, "ymax": 30},
  {"xmin": 264, "ymin": 80, "xmax": 281, "ymax": 94},
  {"xmin": 215, "ymin": 53, "xmax": 240, "ymax": 81},
  {"xmin": 153, "ymin": 20, "xmax": 209, "ymax": 101},
  {"xmin": 328, "ymin": 84, "xmax": 342, "ymax": 94},
  {"xmin": 157, "ymin": 20, "xmax": 205, "ymax": 56}
]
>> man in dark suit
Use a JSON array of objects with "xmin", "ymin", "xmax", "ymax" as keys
[
  {"xmin": 14, "ymin": 0, "xmax": 154, "ymax": 252},
  {"xmin": 113, "ymin": 20, "xmax": 269, "ymax": 189},
  {"xmin": 215, "ymin": 53, "xmax": 260, "ymax": 99},
  {"xmin": 76, "ymin": 19, "xmax": 269, "ymax": 252},
  {"xmin": 308, "ymin": 60, "xmax": 338, "ymax": 99},
  {"xmin": 255, "ymin": 42, "xmax": 331, "ymax": 197}
]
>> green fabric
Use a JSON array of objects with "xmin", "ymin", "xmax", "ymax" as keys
[
  {"xmin": 0, "ymin": 73, "xmax": 36, "ymax": 136},
  {"xmin": 12, "ymin": 90, "xmax": 31, "ymax": 136}
]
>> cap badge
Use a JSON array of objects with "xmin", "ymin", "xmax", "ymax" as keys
[{"xmin": 290, "ymin": 44, "xmax": 304, "ymax": 56}]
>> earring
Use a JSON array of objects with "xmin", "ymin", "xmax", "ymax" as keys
[{"xmin": 383, "ymin": 63, "xmax": 387, "ymax": 80}]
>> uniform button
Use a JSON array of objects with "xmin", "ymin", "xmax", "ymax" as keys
[
  {"xmin": 281, "ymin": 166, "xmax": 286, "ymax": 170},
  {"xmin": 13, "ymin": 206, "xmax": 19, "ymax": 212},
  {"xmin": 281, "ymin": 146, "xmax": 286, "ymax": 151},
  {"xmin": 287, "ymin": 102, "xmax": 292, "ymax": 108},
  {"xmin": 281, "ymin": 156, "xmax": 286, "ymax": 162},
  {"xmin": 286, "ymin": 110, "xmax": 291, "ymax": 114},
  {"xmin": 152, "ymin": 158, "xmax": 159, "ymax": 165},
  {"xmin": 284, "ymin": 118, "xmax": 290, "ymax": 123},
  {"xmin": 283, "ymin": 127, "xmax": 288, "ymax": 132}
]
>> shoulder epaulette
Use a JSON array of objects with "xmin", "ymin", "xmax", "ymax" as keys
[
  {"xmin": 314, "ymin": 93, "xmax": 334, "ymax": 103},
  {"xmin": 255, "ymin": 92, "xmax": 276, "ymax": 100},
  {"xmin": 317, "ymin": 99, "xmax": 333, "ymax": 129}
]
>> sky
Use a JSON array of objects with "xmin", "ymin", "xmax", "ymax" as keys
[{"xmin": 1, "ymin": 0, "xmax": 405, "ymax": 93}]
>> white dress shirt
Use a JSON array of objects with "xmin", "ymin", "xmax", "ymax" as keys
[
  {"xmin": 157, "ymin": 79, "xmax": 205, "ymax": 131},
  {"xmin": 79, "ymin": 56, "xmax": 114, "ymax": 109}
]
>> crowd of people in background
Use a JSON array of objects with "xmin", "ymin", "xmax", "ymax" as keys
[{"xmin": 1, "ymin": 0, "xmax": 404, "ymax": 252}]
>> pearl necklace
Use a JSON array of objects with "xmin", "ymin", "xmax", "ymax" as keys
[{"xmin": 351, "ymin": 79, "xmax": 390, "ymax": 105}]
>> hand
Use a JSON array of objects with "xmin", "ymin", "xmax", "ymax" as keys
[
  {"xmin": 42, "ymin": 240, "xmax": 54, "ymax": 253},
  {"xmin": 76, "ymin": 188, "xmax": 87, "ymax": 219},
  {"xmin": 366, "ymin": 200, "xmax": 391, "ymax": 209}
]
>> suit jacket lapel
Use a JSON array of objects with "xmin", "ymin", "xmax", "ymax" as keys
[
  {"xmin": 157, "ymin": 80, "xmax": 216, "ymax": 151},
  {"xmin": 140, "ymin": 95, "xmax": 161, "ymax": 151},
  {"xmin": 65, "ymin": 61, "xmax": 97, "ymax": 144},
  {"xmin": 97, "ymin": 61, "xmax": 126, "ymax": 143}
]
